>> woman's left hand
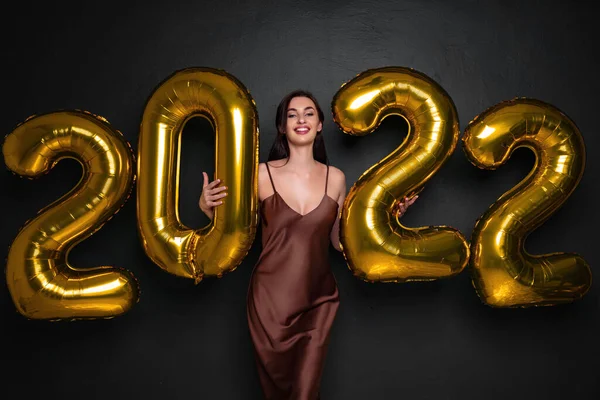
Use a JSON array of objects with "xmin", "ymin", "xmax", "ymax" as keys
[{"xmin": 392, "ymin": 194, "xmax": 419, "ymax": 218}]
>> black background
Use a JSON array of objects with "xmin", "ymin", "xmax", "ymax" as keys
[{"xmin": 2, "ymin": 1, "xmax": 598, "ymax": 399}]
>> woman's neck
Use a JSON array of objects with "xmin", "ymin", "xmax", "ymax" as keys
[{"xmin": 285, "ymin": 144, "xmax": 318, "ymax": 173}]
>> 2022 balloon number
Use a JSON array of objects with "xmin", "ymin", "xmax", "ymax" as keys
[{"xmin": 3, "ymin": 67, "xmax": 591, "ymax": 320}]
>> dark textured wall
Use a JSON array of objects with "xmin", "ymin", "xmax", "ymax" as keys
[{"xmin": 1, "ymin": 1, "xmax": 598, "ymax": 399}]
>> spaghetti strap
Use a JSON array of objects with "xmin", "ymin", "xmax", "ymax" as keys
[
  {"xmin": 325, "ymin": 164, "xmax": 329, "ymax": 195},
  {"xmin": 265, "ymin": 162, "xmax": 277, "ymax": 193}
]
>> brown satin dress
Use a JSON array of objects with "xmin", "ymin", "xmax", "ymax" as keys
[{"xmin": 247, "ymin": 163, "xmax": 340, "ymax": 400}]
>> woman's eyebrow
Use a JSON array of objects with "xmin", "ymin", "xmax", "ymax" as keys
[{"xmin": 287, "ymin": 107, "xmax": 315, "ymax": 111}]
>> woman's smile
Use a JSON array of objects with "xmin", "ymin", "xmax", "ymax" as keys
[{"xmin": 294, "ymin": 126, "xmax": 310, "ymax": 135}]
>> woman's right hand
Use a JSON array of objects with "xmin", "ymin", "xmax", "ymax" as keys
[{"xmin": 199, "ymin": 172, "xmax": 228, "ymax": 220}]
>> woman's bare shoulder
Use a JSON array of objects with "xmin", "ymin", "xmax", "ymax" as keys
[
  {"xmin": 259, "ymin": 159, "xmax": 286, "ymax": 178},
  {"xmin": 327, "ymin": 164, "xmax": 346, "ymax": 181},
  {"xmin": 258, "ymin": 163, "xmax": 273, "ymax": 201},
  {"xmin": 264, "ymin": 158, "xmax": 288, "ymax": 168},
  {"xmin": 326, "ymin": 164, "xmax": 346, "ymax": 197},
  {"xmin": 258, "ymin": 162, "xmax": 271, "ymax": 183}
]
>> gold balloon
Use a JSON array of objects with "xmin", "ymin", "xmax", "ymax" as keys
[
  {"xmin": 463, "ymin": 98, "xmax": 591, "ymax": 307},
  {"xmin": 332, "ymin": 67, "xmax": 469, "ymax": 282},
  {"xmin": 2, "ymin": 110, "xmax": 139, "ymax": 320},
  {"xmin": 137, "ymin": 67, "xmax": 259, "ymax": 283}
]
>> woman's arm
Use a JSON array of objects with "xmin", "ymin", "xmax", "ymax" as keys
[{"xmin": 329, "ymin": 168, "xmax": 347, "ymax": 252}]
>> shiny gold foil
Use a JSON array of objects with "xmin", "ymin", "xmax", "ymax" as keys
[
  {"xmin": 137, "ymin": 67, "xmax": 259, "ymax": 283},
  {"xmin": 332, "ymin": 67, "xmax": 469, "ymax": 282},
  {"xmin": 3, "ymin": 111, "xmax": 139, "ymax": 320},
  {"xmin": 463, "ymin": 98, "xmax": 591, "ymax": 307}
]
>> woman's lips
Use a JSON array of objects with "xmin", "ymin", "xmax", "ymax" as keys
[{"xmin": 295, "ymin": 127, "xmax": 310, "ymax": 135}]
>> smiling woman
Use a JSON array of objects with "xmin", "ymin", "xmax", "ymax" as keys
[
  {"xmin": 198, "ymin": 89, "xmax": 418, "ymax": 399},
  {"xmin": 249, "ymin": 91, "xmax": 342, "ymax": 399}
]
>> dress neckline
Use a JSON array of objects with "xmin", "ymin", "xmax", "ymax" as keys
[
  {"xmin": 263, "ymin": 161, "xmax": 336, "ymax": 217},
  {"xmin": 262, "ymin": 192, "xmax": 338, "ymax": 218}
]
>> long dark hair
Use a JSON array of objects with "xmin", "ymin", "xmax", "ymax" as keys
[{"xmin": 267, "ymin": 90, "xmax": 329, "ymax": 166}]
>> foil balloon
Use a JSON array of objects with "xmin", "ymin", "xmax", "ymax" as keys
[
  {"xmin": 2, "ymin": 110, "xmax": 139, "ymax": 320},
  {"xmin": 332, "ymin": 67, "xmax": 469, "ymax": 282},
  {"xmin": 463, "ymin": 98, "xmax": 591, "ymax": 307},
  {"xmin": 137, "ymin": 67, "xmax": 259, "ymax": 283}
]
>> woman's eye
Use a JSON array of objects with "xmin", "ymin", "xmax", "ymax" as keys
[
  {"xmin": 306, "ymin": 113, "xmax": 314, "ymax": 116},
  {"xmin": 288, "ymin": 114, "xmax": 296, "ymax": 118}
]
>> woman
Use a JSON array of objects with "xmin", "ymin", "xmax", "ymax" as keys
[{"xmin": 199, "ymin": 90, "xmax": 417, "ymax": 399}]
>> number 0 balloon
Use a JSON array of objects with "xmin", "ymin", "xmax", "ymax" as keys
[
  {"xmin": 332, "ymin": 67, "xmax": 469, "ymax": 282},
  {"xmin": 137, "ymin": 67, "xmax": 259, "ymax": 283}
]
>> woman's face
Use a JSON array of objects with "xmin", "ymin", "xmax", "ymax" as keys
[{"xmin": 284, "ymin": 96, "xmax": 323, "ymax": 146}]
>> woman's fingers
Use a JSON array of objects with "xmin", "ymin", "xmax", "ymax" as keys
[
  {"xmin": 208, "ymin": 191, "xmax": 228, "ymax": 201},
  {"xmin": 207, "ymin": 193, "xmax": 226, "ymax": 205},
  {"xmin": 392, "ymin": 203, "xmax": 405, "ymax": 216},
  {"xmin": 210, "ymin": 185, "xmax": 228, "ymax": 193},
  {"xmin": 207, "ymin": 185, "xmax": 227, "ymax": 200},
  {"xmin": 200, "ymin": 175, "xmax": 227, "ymax": 211},
  {"xmin": 206, "ymin": 178, "xmax": 222, "ymax": 189},
  {"xmin": 204, "ymin": 179, "xmax": 226, "ymax": 196},
  {"xmin": 392, "ymin": 193, "xmax": 419, "ymax": 217}
]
